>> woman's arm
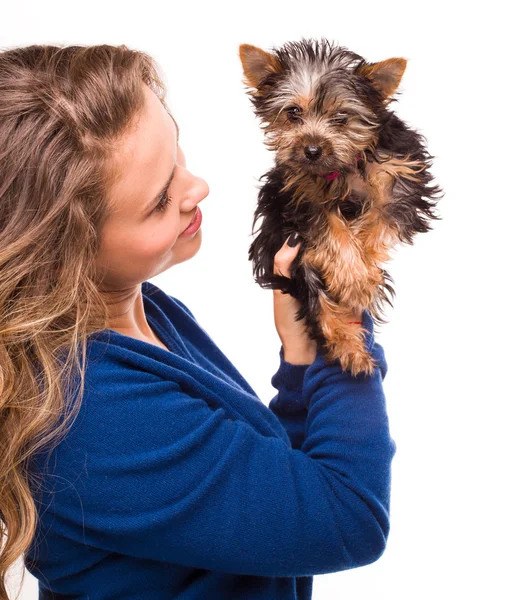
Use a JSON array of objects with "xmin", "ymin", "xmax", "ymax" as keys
[{"xmin": 31, "ymin": 319, "xmax": 395, "ymax": 579}]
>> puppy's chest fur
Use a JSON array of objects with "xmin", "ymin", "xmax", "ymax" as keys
[{"xmin": 281, "ymin": 158, "xmax": 394, "ymax": 225}]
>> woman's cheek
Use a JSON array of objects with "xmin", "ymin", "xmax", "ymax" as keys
[{"xmin": 167, "ymin": 215, "xmax": 183, "ymax": 248}]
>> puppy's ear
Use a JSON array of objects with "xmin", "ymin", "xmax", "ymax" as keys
[
  {"xmin": 239, "ymin": 44, "xmax": 283, "ymax": 90},
  {"xmin": 357, "ymin": 58, "xmax": 407, "ymax": 101}
]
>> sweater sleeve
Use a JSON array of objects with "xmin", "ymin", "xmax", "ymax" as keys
[
  {"xmin": 36, "ymin": 311, "xmax": 396, "ymax": 579},
  {"xmin": 268, "ymin": 346, "xmax": 313, "ymax": 450},
  {"xmin": 268, "ymin": 309, "xmax": 389, "ymax": 451}
]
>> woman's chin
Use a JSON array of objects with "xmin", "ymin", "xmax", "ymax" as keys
[{"xmin": 165, "ymin": 229, "xmax": 202, "ymax": 269}]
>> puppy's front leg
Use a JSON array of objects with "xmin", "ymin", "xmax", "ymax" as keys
[
  {"xmin": 301, "ymin": 213, "xmax": 380, "ymax": 376},
  {"xmin": 302, "ymin": 211, "xmax": 382, "ymax": 308},
  {"xmin": 352, "ymin": 155, "xmax": 428, "ymax": 261}
]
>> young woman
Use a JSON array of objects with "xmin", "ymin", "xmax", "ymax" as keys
[{"xmin": 0, "ymin": 43, "xmax": 396, "ymax": 599}]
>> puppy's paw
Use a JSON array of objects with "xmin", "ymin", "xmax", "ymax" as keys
[{"xmin": 323, "ymin": 338, "xmax": 377, "ymax": 378}]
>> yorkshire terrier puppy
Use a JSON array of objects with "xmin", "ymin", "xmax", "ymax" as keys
[{"xmin": 239, "ymin": 38, "xmax": 443, "ymax": 377}]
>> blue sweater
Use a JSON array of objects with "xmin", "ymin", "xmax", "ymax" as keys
[{"xmin": 25, "ymin": 280, "xmax": 396, "ymax": 599}]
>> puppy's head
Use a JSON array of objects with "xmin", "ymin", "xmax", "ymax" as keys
[{"xmin": 239, "ymin": 38, "xmax": 407, "ymax": 177}]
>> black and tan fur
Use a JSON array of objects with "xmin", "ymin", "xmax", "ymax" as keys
[{"xmin": 239, "ymin": 38, "xmax": 443, "ymax": 376}]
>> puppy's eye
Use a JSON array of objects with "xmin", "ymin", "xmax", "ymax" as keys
[
  {"xmin": 286, "ymin": 106, "xmax": 302, "ymax": 122},
  {"xmin": 332, "ymin": 114, "xmax": 348, "ymax": 125}
]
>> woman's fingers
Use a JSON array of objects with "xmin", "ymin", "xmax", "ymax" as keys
[
  {"xmin": 273, "ymin": 234, "xmax": 301, "ymax": 278},
  {"xmin": 272, "ymin": 234, "xmax": 316, "ymax": 362}
]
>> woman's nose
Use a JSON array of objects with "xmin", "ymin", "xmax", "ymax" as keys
[
  {"xmin": 191, "ymin": 174, "xmax": 209, "ymax": 204},
  {"xmin": 181, "ymin": 173, "xmax": 209, "ymax": 211}
]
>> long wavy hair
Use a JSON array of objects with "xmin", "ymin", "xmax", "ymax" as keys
[{"xmin": 0, "ymin": 43, "xmax": 169, "ymax": 599}]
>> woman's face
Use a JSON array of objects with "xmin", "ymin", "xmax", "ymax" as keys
[{"xmin": 94, "ymin": 83, "xmax": 209, "ymax": 291}]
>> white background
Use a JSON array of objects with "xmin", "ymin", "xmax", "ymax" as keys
[{"xmin": 2, "ymin": 1, "xmax": 507, "ymax": 598}]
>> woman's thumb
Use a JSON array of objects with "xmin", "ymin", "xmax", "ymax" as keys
[{"xmin": 273, "ymin": 232, "xmax": 302, "ymax": 278}]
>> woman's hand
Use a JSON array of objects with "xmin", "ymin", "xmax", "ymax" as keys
[
  {"xmin": 273, "ymin": 234, "xmax": 364, "ymax": 365},
  {"xmin": 273, "ymin": 235, "xmax": 317, "ymax": 365}
]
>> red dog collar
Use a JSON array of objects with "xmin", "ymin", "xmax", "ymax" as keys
[{"xmin": 319, "ymin": 153, "xmax": 363, "ymax": 180}]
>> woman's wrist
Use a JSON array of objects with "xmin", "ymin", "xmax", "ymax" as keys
[{"xmin": 282, "ymin": 340, "xmax": 317, "ymax": 365}]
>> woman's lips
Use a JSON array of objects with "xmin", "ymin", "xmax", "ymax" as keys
[{"xmin": 179, "ymin": 206, "xmax": 202, "ymax": 237}]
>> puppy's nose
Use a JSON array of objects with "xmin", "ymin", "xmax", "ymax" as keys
[{"xmin": 304, "ymin": 145, "xmax": 322, "ymax": 160}]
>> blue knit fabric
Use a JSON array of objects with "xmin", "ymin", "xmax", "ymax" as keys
[{"xmin": 25, "ymin": 280, "xmax": 396, "ymax": 599}]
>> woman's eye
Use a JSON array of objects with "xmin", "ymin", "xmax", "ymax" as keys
[{"xmin": 153, "ymin": 194, "xmax": 172, "ymax": 214}]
